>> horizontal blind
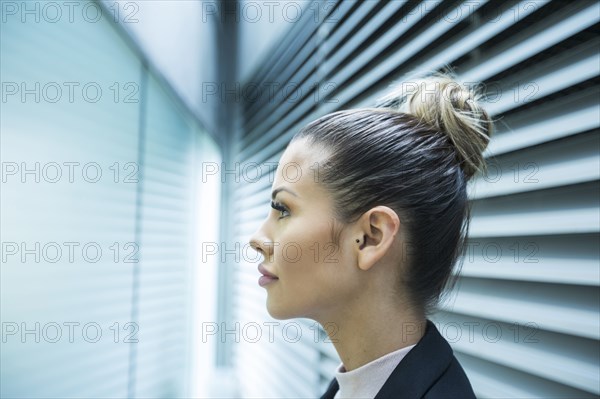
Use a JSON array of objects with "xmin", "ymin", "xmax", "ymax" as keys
[
  {"xmin": 233, "ymin": 0, "xmax": 600, "ymax": 397},
  {"xmin": 131, "ymin": 73, "xmax": 197, "ymax": 398},
  {"xmin": 0, "ymin": 4, "xmax": 140, "ymax": 396},
  {"xmin": 1, "ymin": 1, "xmax": 205, "ymax": 397}
]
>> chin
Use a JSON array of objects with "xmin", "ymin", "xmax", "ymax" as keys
[
  {"xmin": 266, "ymin": 299, "xmax": 300, "ymax": 320},
  {"xmin": 266, "ymin": 305, "xmax": 292, "ymax": 320}
]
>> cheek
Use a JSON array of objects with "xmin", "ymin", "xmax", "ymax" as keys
[
  {"xmin": 276, "ymin": 225, "xmax": 334, "ymax": 270},
  {"xmin": 267, "ymin": 225, "xmax": 358, "ymax": 320}
]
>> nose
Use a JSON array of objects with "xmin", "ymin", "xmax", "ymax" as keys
[{"xmin": 249, "ymin": 223, "xmax": 272, "ymax": 262}]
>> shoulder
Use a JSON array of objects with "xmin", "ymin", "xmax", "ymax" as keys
[
  {"xmin": 378, "ymin": 351, "xmax": 475, "ymax": 399},
  {"xmin": 374, "ymin": 320, "xmax": 476, "ymax": 399},
  {"xmin": 422, "ymin": 355, "xmax": 476, "ymax": 398}
]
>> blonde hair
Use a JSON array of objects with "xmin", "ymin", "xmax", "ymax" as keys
[{"xmin": 376, "ymin": 72, "xmax": 493, "ymax": 179}]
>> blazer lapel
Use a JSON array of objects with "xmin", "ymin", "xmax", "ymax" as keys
[
  {"xmin": 320, "ymin": 377, "xmax": 339, "ymax": 399},
  {"xmin": 319, "ymin": 320, "xmax": 452, "ymax": 399},
  {"xmin": 375, "ymin": 320, "xmax": 453, "ymax": 398}
]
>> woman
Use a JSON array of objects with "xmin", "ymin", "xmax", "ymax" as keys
[{"xmin": 249, "ymin": 72, "xmax": 492, "ymax": 398}]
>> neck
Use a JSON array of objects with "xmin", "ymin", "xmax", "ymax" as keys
[{"xmin": 317, "ymin": 299, "xmax": 426, "ymax": 372}]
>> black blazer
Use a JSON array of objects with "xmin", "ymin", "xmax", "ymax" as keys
[{"xmin": 320, "ymin": 320, "xmax": 476, "ymax": 399}]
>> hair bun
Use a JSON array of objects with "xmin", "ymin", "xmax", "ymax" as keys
[{"xmin": 376, "ymin": 72, "xmax": 493, "ymax": 179}]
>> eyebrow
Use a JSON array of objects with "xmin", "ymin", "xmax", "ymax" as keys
[{"xmin": 271, "ymin": 187, "xmax": 298, "ymax": 200}]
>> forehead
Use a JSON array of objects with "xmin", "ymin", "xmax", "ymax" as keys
[{"xmin": 272, "ymin": 138, "xmax": 329, "ymax": 194}]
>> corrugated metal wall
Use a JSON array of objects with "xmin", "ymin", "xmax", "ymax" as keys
[{"xmin": 231, "ymin": 0, "xmax": 599, "ymax": 397}]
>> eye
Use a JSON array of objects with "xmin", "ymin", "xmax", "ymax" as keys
[{"xmin": 270, "ymin": 201, "xmax": 290, "ymax": 219}]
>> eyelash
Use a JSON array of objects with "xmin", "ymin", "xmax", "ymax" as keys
[{"xmin": 270, "ymin": 201, "xmax": 290, "ymax": 219}]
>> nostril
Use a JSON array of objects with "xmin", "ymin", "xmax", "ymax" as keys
[
  {"xmin": 249, "ymin": 239, "xmax": 265, "ymax": 256},
  {"xmin": 249, "ymin": 236, "xmax": 261, "ymax": 251}
]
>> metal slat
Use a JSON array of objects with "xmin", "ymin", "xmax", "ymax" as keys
[
  {"xmin": 485, "ymin": 49, "xmax": 599, "ymax": 116},
  {"xmin": 460, "ymin": 255, "xmax": 600, "ymax": 286},
  {"xmin": 456, "ymin": 353, "xmax": 597, "ymax": 399},
  {"xmin": 243, "ymin": 1, "xmax": 326, "ymax": 119},
  {"xmin": 461, "ymin": 2, "xmax": 599, "ymax": 83},
  {"xmin": 486, "ymin": 103, "xmax": 599, "ymax": 157},
  {"xmin": 433, "ymin": 312, "xmax": 600, "ymax": 394},
  {"xmin": 240, "ymin": 2, "xmax": 447, "ymax": 160},
  {"xmin": 243, "ymin": 1, "xmax": 347, "ymax": 130},
  {"xmin": 320, "ymin": 0, "xmax": 383, "ymax": 61},
  {"xmin": 242, "ymin": 1, "xmax": 362, "ymax": 143},
  {"xmin": 469, "ymin": 207, "xmax": 599, "ymax": 237},
  {"xmin": 320, "ymin": 0, "xmax": 408, "ymax": 78},
  {"xmin": 471, "ymin": 153, "xmax": 600, "ymax": 199},
  {"xmin": 317, "ymin": 0, "xmax": 486, "ymax": 112},
  {"xmin": 385, "ymin": 0, "xmax": 548, "ymax": 94},
  {"xmin": 446, "ymin": 280, "xmax": 599, "ymax": 340},
  {"xmin": 470, "ymin": 130, "xmax": 600, "ymax": 199}
]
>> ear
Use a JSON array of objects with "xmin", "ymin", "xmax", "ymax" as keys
[{"xmin": 355, "ymin": 206, "xmax": 401, "ymax": 271}]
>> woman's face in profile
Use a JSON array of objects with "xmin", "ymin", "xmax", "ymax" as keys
[{"xmin": 250, "ymin": 138, "xmax": 360, "ymax": 322}]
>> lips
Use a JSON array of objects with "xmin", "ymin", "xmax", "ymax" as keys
[
  {"xmin": 258, "ymin": 264, "xmax": 278, "ymax": 278},
  {"xmin": 258, "ymin": 264, "xmax": 279, "ymax": 287}
]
